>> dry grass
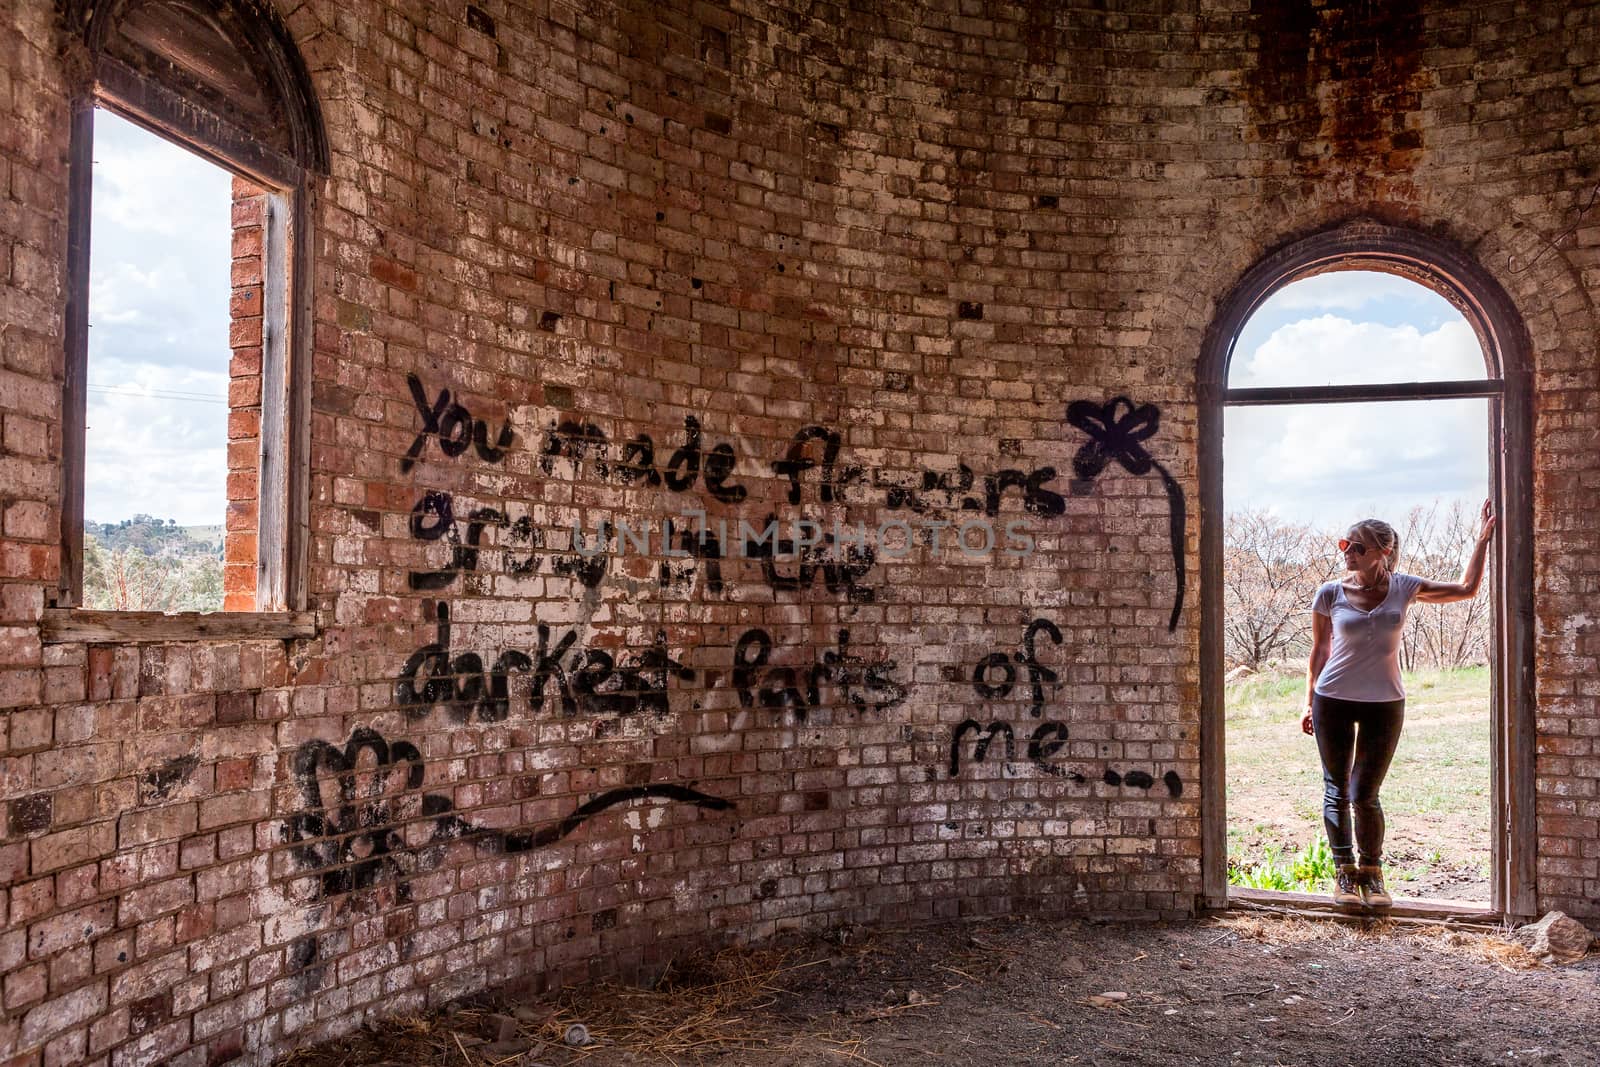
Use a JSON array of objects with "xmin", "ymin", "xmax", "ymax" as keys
[
  {"xmin": 1210, "ymin": 911, "xmax": 1397, "ymax": 945},
  {"xmin": 1209, "ymin": 912, "xmax": 1557, "ymax": 973},
  {"xmin": 553, "ymin": 946, "xmax": 838, "ymax": 1060}
]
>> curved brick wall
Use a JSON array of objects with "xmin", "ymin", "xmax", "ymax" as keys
[{"xmin": 3, "ymin": 1, "xmax": 1599, "ymax": 1063}]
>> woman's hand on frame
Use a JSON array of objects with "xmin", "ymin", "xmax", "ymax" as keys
[
  {"xmin": 1301, "ymin": 708, "xmax": 1314, "ymax": 736},
  {"xmin": 1478, "ymin": 499, "xmax": 1498, "ymax": 543}
]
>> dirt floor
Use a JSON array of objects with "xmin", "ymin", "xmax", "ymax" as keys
[{"xmin": 279, "ymin": 909, "xmax": 1599, "ymax": 1067}]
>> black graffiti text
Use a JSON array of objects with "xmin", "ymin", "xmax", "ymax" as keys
[
  {"xmin": 876, "ymin": 463, "xmax": 1066, "ymax": 519},
  {"xmin": 395, "ymin": 602, "xmax": 692, "ymax": 723},
  {"xmin": 406, "ymin": 491, "xmax": 608, "ymax": 592},
  {"xmin": 741, "ymin": 513, "xmax": 876, "ymax": 601},
  {"xmin": 948, "ymin": 719, "xmax": 1072, "ymax": 778},
  {"xmin": 541, "ymin": 415, "xmax": 747, "ymax": 503},
  {"xmin": 972, "ymin": 618, "xmax": 1063, "ymax": 717},
  {"xmin": 731, "ymin": 628, "xmax": 906, "ymax": 722},
  {"xmin": 401, "ymin": 374, "xmax": 514, "ymax": 472}
]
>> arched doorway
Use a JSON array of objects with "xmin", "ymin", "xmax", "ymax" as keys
[{"xmin": 1197, "ymin": 220, "xmax": 1535, "ymax": 918}]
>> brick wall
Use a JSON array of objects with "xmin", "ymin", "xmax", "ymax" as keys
[
  {"xmin": 225, "ymin": 180, "xmax": 269, "ymax": 613},
  {"xmin": 2, "ymin": 0, "xmax": 1599, "ymax": 1064}
]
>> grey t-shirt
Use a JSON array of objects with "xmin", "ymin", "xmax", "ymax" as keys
[{"xmin": 1310, "ymin": 572, "xmax": 1424, "ymax": 703}]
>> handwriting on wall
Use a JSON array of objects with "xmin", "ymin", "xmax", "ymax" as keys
[
  {"xmin": 401, "ymin": 380, "xmax": 1182, "ymax": 622},
  {"xmin": 284, "ymin": 727, "xmax": 466, "ymax": 901},
  {"xmin": 543, "ymin": 413, "xmax": 749, "ymax": 501},
  {"xmin": 393, "ymin": 603, "xmax": 907, "ymax": 726},
  {"xmin": 403, "ymin": 375, "xmax": 515, "ymax": 472},
  {"xmin": 395, "ymin": 602, "xmax": 690, "ymax": 722},
  {"xmin": 732, "ymin": 628, "xmax": 906, "ymax": 719},
  {"xmin": 945, "ymin": 617, "xmax": 1183, "ymax": 795},
  {"xmin": 388, "ymin": 381, "xmax": 1189, "ymax": 823}
]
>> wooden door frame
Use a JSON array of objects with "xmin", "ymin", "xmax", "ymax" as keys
[{"xmin": 1196, "ymin": 218, "xmax": 1536, "ymax": 919}]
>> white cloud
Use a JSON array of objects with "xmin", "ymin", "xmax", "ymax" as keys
[
  {"xmin": 89, "ymin": 109, "xmax": 233, "ymax": 373},
  {"xmin": 1264, "ymin": 271, "xmax": 1410, "ymax": 312},
  {"xmin": 92, "ymin": 109, "xmax": 233, "ymax": 239},
  {"xmin": 1231, "ymin": 316, "xmax": 1486, "ymax": 389},
  {"xmin": 1225, "ymin": 398, "xmax": 1488, "ymax": 531},
  {"xmin": 1225, "ymin": 304, "xmax": 1490, "ymax": 528},
  {"xmin": 85, "ymin": 358, "xmax": 229, "ymax": 526},
  {"xmin": 82, "ymin": 111, "xmax": 234, "ymax": 526}
]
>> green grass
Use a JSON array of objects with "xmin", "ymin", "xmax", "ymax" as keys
[
  {"xmin": 1229, "ymin": 836, "xmax": 1337, "ymax": 892},
  {"xmin": 1226, "ymin": 665, "xmax": 1492, "ymax": 901}
]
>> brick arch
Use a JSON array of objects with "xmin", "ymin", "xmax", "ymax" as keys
[
  {"xmin": 1146, "ymin": 186, "xmax": 1593, "ymax": 386},
  {"xmin": 62, "ymin": 0, "xmax": 329, "ymax": 173}
]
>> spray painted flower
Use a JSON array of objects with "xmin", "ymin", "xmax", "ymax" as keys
[
  {"xmin": 1066, "ymin": 396, "xmax": 1187, "ymax": 632},
  {"xmin": 283, "ymin": 727, "xmax": 464, "ymax": 901}
]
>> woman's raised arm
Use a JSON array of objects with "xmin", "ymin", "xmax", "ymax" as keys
[{"xmin": 1415, "ymin": 499, "xmax": 1497, "ymax": 604}]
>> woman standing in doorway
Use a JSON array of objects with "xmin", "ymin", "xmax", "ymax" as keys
[{"xmin": 1303, "ymin": 502, "xmax": 1497, "ymax": 910}]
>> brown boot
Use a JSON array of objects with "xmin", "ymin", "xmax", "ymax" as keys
[
  {"xmin": 1332, "ymin": 864, "xmax": 1363, "ymax": 909},
  {"xmin": 1358, "ymin": 865, "xmax": 1392, "ymax": 909}
]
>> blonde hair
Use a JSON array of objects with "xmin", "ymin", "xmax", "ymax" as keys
[{"xmin": 1349, "ymin": 519, "xmax": 1399, "ymax": 574}]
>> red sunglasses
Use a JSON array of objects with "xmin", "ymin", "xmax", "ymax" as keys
[{"xmin": 1337, "ymin": 539, "xmax": 1368, "ymax": 555}]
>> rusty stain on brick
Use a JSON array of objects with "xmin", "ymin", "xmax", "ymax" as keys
[
  {"xmin": 1245, "ymin": 0, "xmax": 1426, "ymax": 172},
  {"xmin": 312, "ymin": 380, "xmax": 360, "ymax": 415},
  {"xmin": 335, "ymin": 298, "xmax": 372, "ymax": 332},
  {"xmin": 207, "ymin": 1032, "xmax": 245, "ymax": 1067},
  {"xmin": 370, "ymin": 254, "xmax": 419, "ymax": 292},
  {"xmin": 130, "ymin": 991, "xmax": 171, "ymax": 1034}
]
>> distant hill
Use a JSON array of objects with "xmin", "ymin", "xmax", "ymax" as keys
[
  {"xmin": 85, "ymin": 515, "xmax": 222, "ymax": 557},
  {"xmin": 82, "ymin": 515, "xmax": 224, "ymax": 611}
]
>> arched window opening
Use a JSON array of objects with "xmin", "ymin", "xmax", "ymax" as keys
[
  {"xmin": 1198, "ymin": 222, "xmax": 1535, "ymax": 922},
  {"xmin": 53, "ymin": 0, "xmax": 326, "ymax": 631},
  {"xmin": 1223, "ymin": 271, "xmax": 1493, "ymax": 908}
]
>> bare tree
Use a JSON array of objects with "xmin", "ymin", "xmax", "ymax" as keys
[
  {"xmin": 83, "ymin": 532, "xmax": 224, "ymax": 612},
  {"xmin": 1222, "ymin": 509, "xmax": 1337, "ymax": 670},
  {"xmin": 1397, "ymin": 500, "xmax": 1491, "ymax": 670}
]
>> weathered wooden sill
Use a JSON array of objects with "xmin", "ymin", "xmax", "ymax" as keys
[
  {"xmin": 1228, "ymin": 887, "xmax": 1502, "ymax": 925},
  {"xmin": 41, "ymin": 608, "xmax": 317, "ymax": 644}
]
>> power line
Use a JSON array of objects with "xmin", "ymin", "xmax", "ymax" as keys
[{"xmin": 87, "ymin": 385, "xmax": 226, "ymax": 405}]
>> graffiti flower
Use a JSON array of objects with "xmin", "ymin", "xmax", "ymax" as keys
[
  {"xmin": 283, "ymin": 727, "xmax": 465, "ymax": 901},
  {"xmin": 1066, "ymin": 396, "xmax": 1187, "ymax": 632}
]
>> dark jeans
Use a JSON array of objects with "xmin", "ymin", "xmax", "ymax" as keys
[{"xmin": 1311, "ymin": 693, "xmax": 1405, "ymax": 867}]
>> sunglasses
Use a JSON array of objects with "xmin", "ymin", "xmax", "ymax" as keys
[{"xmin": 1337, "ymin": 539, "xmax": 1368, "ymax": 555}]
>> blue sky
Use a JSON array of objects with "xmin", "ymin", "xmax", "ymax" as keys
[
  {"xmin": 86, "ymin": 108, "xmax": 231, "ymax": 527},
  {"xmin": 1224, "ymin": 271, "xmax": 1491, "ymax": 531}
]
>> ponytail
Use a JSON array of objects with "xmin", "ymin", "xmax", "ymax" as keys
[{"xmin": 1352, "ymin": 519, "xmax": 1400, "ymax": 574}]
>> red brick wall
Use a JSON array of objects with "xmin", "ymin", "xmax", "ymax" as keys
[
  {"xmin": 225, "ymin": 179, "xmax": 269, "ymax": 612},
  {"xmin": 2, "ymin": 0, "xmax": 1599, "ymax": 1064}
]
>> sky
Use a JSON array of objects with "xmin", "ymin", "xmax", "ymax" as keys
[
  {"xmin": 1223, "ymin": 271, "xmax": 1491, "ymax": 532},
  {"xmin": 86, "ymin": 108, "xmax": 232, "ymax": 527}
]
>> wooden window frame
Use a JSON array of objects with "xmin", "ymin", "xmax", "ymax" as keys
[
  {"xmin": 1196, "ymin": 219, "xmax": 1537, "ymax": 921},
  {"xmin": 51, "ymin": 1, "xmax": 326, "ymax": 640}
]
